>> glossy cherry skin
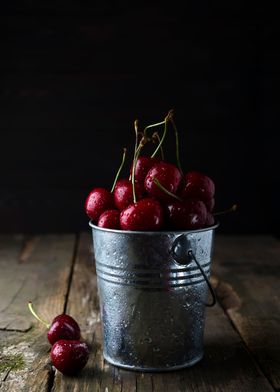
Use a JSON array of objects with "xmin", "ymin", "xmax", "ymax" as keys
[
  {"xmin": 47, "ymin": 314, "xmax": 81, "ymax": 345},
  {"xmin": 204, "ymin": 197, "xmax": 215, "ymax": 212},
  {"xmin": 130, "ymin": 156, "xmax": 160, "ymax": 183},
  {"xmin": 51, "ymin": 340, "xmax": 89, "ymax": 375},
  {"xmin": 205, "ymin": 212, "xmax": 215, "ymax": 226},
  {"xmin": 97, "ymin": 209, "xmax": 120, "ymax": 229},
  {"xmin": 113, "ymin": 179, "xmax": 145, "ymax": 210},
  {"xmin": 85, "ymin": 188, "xmax": 115, "ymax": 222},
  {"xmin": 166, "ymin": 199, "xmax": 207, "ymax": 230},
  {"xmin": 180, "ymin": 171, "xmax": 215, "ymax": 202},
  {"xmin": 120, "ymin": 198, "xmax": 164, "ymax": 231},
  {"xmin": 144, "ymin": 162, "xmax": 183, "ymax": 202}
]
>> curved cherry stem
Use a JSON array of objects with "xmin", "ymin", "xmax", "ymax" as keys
[
  {"xmin": 170, "ymin": 116, "xmax": 183, "ymax": 175},
  {"xmin": 133, "ymin": 119, "xmax": 139, "ymax": 158},
  {"xmin": 153, "ymin": 177, "xmax": 182, "ymax": 202},
  {"xmin": 28, "ymin": 301, "xmax": 50, "ymax": 329},
  {"xmin": 151, "ymin": 119, "xmax": 167, "ymax": 158},
  {"xmin": 151, "ymin": 111, "xmax": 172, "ymax": 158},
  {"xmin": 111, "ymin": 148, "xmax": 127, "ymax": 193},
  {"xmin": 131, "ymin": 111, "xmax": 173, "ymax": 203},
  {"xmin": 129, "ymin": 121, "xmax": 142, "ymax": 182},
  {"xmin": 213, "ymin": 204, "xmax": 237, "ymax": 216},
  {"xmin": 131, "ymin": 137, "xmax": 146, "ymax": 203},
  {"xmin": 152, "ymin": 132, "xmax": 164, "ymax": 160},
  {"xmin": 142, "ymin": 119, "xmax": 167, "ymax": 140}
]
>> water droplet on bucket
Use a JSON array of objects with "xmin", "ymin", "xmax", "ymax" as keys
[
  {"xmin": 130, "ymin": 304, "xmax": 136, "ymax": 316},
  {"xmin": 144, "ymin": 337, "xmax": 152, "ymax": 343}
]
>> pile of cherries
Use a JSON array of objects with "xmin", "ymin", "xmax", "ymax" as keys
[
  {"xmin": 85, "ymin": 111, "xmax": 217, "ymax": 231},
  {"xmin": 28, "ymin": 302, "xmax": 89, "ymax": 375}
]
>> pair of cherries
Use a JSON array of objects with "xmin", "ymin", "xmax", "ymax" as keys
[
  {"xmin": 167, "ymin": 170, "xmax": 216, "ymax": 230},
  {"xmin": 28, "ymin": 302, "xmax": 89, "ymax": 375},
  {"xmin": 85, "ymin": 155, "xmax": 216, "ymax": 231}
]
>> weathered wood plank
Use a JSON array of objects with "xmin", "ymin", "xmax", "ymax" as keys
[
  {"xmin": 0, "ymin": 234, "xmax": 76, "ymax": 391},
  {"xmin": 0, "ymin": 235, "xmax": 25, "ymax": 330},
  {"xmin": 53, "ymin": 232, "xmax": 274, "ymax": 392},
  {"xmin": 212, "ymin": 235, "xmax": 280, "ymax": 391},
  {"xmin": 150, "ymin": 305, "xmax": 274, "ymax": 392}
]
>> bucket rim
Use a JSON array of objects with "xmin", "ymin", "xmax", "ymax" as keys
[{"xmin": 89, "ymin": 221, "xmax": 219, "ymax": 235}]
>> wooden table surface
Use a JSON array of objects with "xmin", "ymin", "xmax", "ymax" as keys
[{"xmin": 0, "ymin": 233, "xmax": 279, "ymax": 392}]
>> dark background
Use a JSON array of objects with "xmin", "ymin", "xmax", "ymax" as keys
[{"xmin": 0, "ymin": 2, "xmax": 279, "ymax": 234}]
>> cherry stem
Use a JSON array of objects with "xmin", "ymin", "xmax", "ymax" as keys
[
  {"xmin": 131, "ymin": 137, "xmax": 145, "ymax": 203},
  {"xmin": 152, "ymin": 132, "xmax": 164, "ymax": 160},
  {"xmin": 131, "ymin": 111, "xmax": 173, "ymax": 203},
  {"xmin": 110, "ymin": 148, "xmax": 127, "ymax": 193},
  {"xmin": 153, "ymin": 177, "xmax": 182, "ymax": 202},
  {"xmin": 170, "ymin": 116, "xmax": 183, "ymax": 175},
  {"xmin": 133, "ymin": 119, "xmax": 139, "ymax": 158},
  {"xmin": 28, "ymin": 301, "xmax": 50, "ymax": 329},
  {"xmin": 213, "ymin": 204, "xmax": 237, "ymax": 216},
  {"xmin": 143, "ymin": 119, "xmax": 167, "ymax": 139},
  {"xmin": 129, "ymin": 120, "xmax": 142, "ymax": 182},
  {"xmin": 151, "ymin": 111, "xmax": 172, "ymax": 158}
]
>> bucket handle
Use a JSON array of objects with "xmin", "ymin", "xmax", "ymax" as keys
[
  {"xmin": 187, "ymin": 250, "xmax": 216, "ymax": 307},
  {"xmin": 170, "ymin": 236, "xmax": 216, "ymax": 307}
]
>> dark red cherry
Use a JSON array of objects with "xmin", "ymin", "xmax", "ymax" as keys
[
  {"xmin": 85, "ymin": 188, "xmax": 115, "ymax": 222},
  {"xmin": 180, "ymin": 171, "xmax": 215, "ymax": 202},
  {"xmin": 51, "ymin": 340, "xmax": 89, "ymax": 375},
  {"xmin": 166, "ymin": 199, "xmax": 207, "ymax": 230},
  {"xmin": 47, "ymin": 314, "xmax": 81, "ymax": 345},
  {"xmin": 144, "ymin": 162, "xmax": 183, "ymax": 202},
  {"xmin": 205, "ymin": 212, "xmax": 215, "ymax": 226},
  {"xmin": 120, "ymin": 198, "xmax": 164, "ymax": 231},
  {"xmin": 130, "ymin": 156, "xmax": 161, "ymax": 183},
  {"xmin": 28, "ymin": 302, "xmax": 81, "ymax": 346},
  {"xmin": 205, "ymin": 197, "xmax": 215, "ymax": 212},
  {"xmin": 114, "ymin": 179, "xmax": 145, "ymax": 210},
  {"xmin": 98, "ymin": 209, "xmax": 120, "ymax": 229}
]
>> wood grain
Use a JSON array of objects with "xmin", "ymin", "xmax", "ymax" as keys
[
  {"xmin": 1, "ymin": 233, "xmax": 278, "ymax": 391},
  {"xmin": 0, "ymin": 234, "xmax": 77, "ymax": 391},
  {"xmin": 213, "ymin": 235, "xmax": 280, "ymax": 391},
  {"xmin": 53, "ymin": 232, "xmax": 274, "ymax": 392}
]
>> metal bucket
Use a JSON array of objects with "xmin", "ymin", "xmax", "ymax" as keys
[{"xmin": 89, "ymin": 222, "xmax": 218, "ymax": 372}]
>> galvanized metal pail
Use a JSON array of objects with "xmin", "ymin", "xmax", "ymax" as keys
[{"xmin": 89, "ymin": 222, "xmax": 218, "ymax": 372}]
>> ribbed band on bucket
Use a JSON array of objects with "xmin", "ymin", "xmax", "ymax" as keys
[{"xmin": 95, "ymin": 260, "xmax": 211, "ymax": 290}]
